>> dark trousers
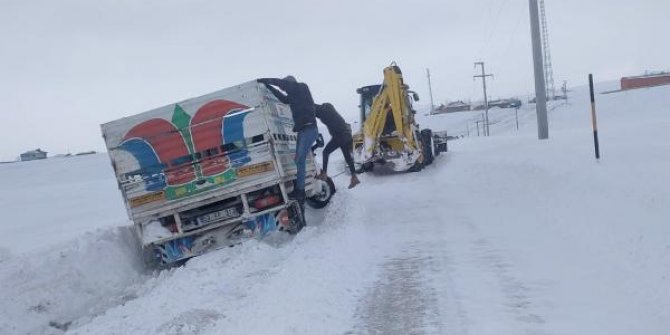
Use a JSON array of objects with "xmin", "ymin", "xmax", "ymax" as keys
[{"xmin": 323, "ymin": 134, "xmax": 356, "ymax": 175}]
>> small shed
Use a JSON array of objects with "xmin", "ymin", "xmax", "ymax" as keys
[{"xmin": 20, "ymin": 149, "xmax": 48, "ymax": 161}]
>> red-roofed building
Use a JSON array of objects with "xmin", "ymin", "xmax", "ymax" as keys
[{"xmin": 621, "ymin": 72, "xmax": 670, "ymax": 90}]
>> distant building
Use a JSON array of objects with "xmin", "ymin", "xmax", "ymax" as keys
[
  {"xmin": 433, "ymin": 101, "xmax": 471, "ymax": 114},
  {"xmin": 20, "ymin": 149, "xmax": 47, "ymax": 161},
  {"xmin": 445, "ymin": 101, "xmax": 472, "ymax": 113},
  {"xmin": 473, "ymin": 98, "xmax": 523, "ymax": 109},
  {"xmin": 621, "ymin": 72, "xmax": 670, "ymax": 90},
  {"xmin": 489, "ymin": 98, "xmax": 522, "ymax": 109}
]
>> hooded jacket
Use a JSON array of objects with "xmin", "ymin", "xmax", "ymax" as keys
[
  {"xmin": 315, "ymin": 103, "xmax": 351, "ymax": 137},
  {"xmin": 258, "ymin": 78, "xmax": 317, "ymax": 132}
]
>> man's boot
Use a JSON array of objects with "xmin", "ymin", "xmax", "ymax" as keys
[{"xmin": 348, "ymin": 174, "xmax": 360, "ymax": 189}]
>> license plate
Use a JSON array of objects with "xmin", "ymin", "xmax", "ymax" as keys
[{"xmin": 197, "ymin": 207, "xmax": 239, "ymax": 225}]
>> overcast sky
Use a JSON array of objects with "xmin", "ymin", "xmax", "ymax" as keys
[{"xmin": 1, "ymin": 0, "xmax": 668, "ymax": 160}]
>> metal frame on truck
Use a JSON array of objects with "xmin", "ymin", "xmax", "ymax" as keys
[{"xmin": 101, "ymin": 81, "xmax": 334, "ymax": 266}]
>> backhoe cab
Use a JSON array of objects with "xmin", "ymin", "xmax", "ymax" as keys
[{"xmin": 353, "ymin": 63, "xmax": 435, "ymax": 172}]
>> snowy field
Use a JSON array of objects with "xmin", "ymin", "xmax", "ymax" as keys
[{"xmin": 0, "ymin": 83, "xmax": 669, "ymax": 334}]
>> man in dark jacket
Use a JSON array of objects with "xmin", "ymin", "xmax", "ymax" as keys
[
  {"xmin": 257, "ymin": 76, "xmax": 318, "ymax": 202},
  {"xmin": 315, "ymin": 103, "xmax": 360, "ymax": 189}
]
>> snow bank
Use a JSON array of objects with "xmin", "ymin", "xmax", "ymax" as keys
[{"xmin": 0, "ymin": 226, "xmax": 146, "ymax": 335}]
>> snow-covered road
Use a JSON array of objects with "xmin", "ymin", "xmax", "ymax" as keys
[
  {"xmin": 348, "ymin": 153, "xmax": 553, "ymax": 335},
  {"xmin": 1, "ymin": 84, "xmax": 669, "ymax": 334}
]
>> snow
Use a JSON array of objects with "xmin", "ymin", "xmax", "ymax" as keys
[
  {"xmin": 0, "ymin": 83, "xmax": 669, "ymax": 334},
  {"xmin": 0, "ymin": 154, "xmax": 128, "ymax": 254},
  {"xmin": 142, "ymin": 221, "xmax": 173, "ymax": 245}
]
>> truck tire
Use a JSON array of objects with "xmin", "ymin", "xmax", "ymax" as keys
[
  {"xmin": 420, "ymin": 129, "xmax": 434, "ymax": 165},
  {"xmin": 306, "ymin": 177, "xmax": 336, "ymax": 209}
]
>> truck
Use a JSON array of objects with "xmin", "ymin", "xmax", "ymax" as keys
[
  {"xmin": 353, "ymin": 63, "xmax": 446, "ymax": 172},
  {"xmin": 101, "ymin": 80, "xmax": 335, "ymax": 266}
]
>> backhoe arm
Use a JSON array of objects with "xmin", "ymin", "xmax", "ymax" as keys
[{"xmin": 361, "ymin": 64, "xmax": 420, "ymax": 162}]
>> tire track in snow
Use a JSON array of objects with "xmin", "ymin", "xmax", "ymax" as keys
[
  {"xmin": 442, "ymin": 204, "xmax": 553, "ymax": 335},
  {"xmin": 348, "ymin": 159, "xmax": 552, "ymax": 334},
  {"xmin": 348, "ymin": 166, "xmax": 467, "ymax": 335},
  {"xmin": 355, "ymin": 251, "xmax": 441, "ymax": 335},
  {"xmin": 472, "ymin": 237, "xmax": 547, "ymax": 326}
]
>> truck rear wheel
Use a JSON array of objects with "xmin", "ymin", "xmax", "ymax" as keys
[{"xmin": 306, "ymin": 177, "xmax": 336, "ymax": 209}]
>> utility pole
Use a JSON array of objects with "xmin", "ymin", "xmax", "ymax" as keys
[
  {"xmin": 426, "ymin": 68, "xmax": 435, "ymax": 114},
  {"xmin": 529, "ymin": 0, "xmax": 549, "ymax": 140},
  {"xmin": 539, "ymin": 0, "xmax": 556, "ymax": 100},
  {"xmin": 474, "ymin": 62, "xmax": 493, "ymax": 136}
]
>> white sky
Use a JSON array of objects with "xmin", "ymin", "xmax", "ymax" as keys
[{"xmin": 0, "ymin": 0, "xmax": 668, "ymax": 160}]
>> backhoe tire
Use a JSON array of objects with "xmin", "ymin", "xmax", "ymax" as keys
[
  {"xmin": 420, "ymin": 129, "xmax": 434, "ymax": 166},
  {"xmin": 408, "ymin": 160, "xmax": 424, "ymax": 172},
  {"xmin": 357, "ymin": 162, "xmax": 374, "ymax": 173}
]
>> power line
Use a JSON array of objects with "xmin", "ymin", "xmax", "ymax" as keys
[
  {"xmin": 478, "ymin": 0, "xmax": 511, "ymax": 60},
  {"xmin": 499, "ymin": 1, "xmax": 527, "ymax": 62}
]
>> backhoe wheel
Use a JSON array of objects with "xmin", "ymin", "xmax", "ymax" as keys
[
  {"xmin": 306, "ymin": 177, "xmax": 336, "ymax": 209},
  {"xmin": 420, "ymin": 129, "xmax": 434, "ymax": 165},
  {"xmin": 357, "ymin": 162, "xmax": 374, "ymax": 173},
  {"xmin": 408, "ymin": 160, "xmax": 424, "ymax": 172}
]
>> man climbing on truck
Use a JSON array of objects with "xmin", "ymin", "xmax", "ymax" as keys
[
  {"xmin": 257, "ymin": 76, "xmax": 318, "ymax": 203},
  {"xmin": 315, "ymin": 102, "xmax": 360, "ymax": 189}
]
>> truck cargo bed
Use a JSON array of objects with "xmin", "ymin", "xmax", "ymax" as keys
[{"xmin": 101, "ymin": 81, "xmax": 320, "ymax": 265}]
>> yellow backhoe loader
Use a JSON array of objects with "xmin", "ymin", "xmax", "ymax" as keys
[{"xmin": 353, "ymin": 63, "xmax": 444, "ymax": 172}]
